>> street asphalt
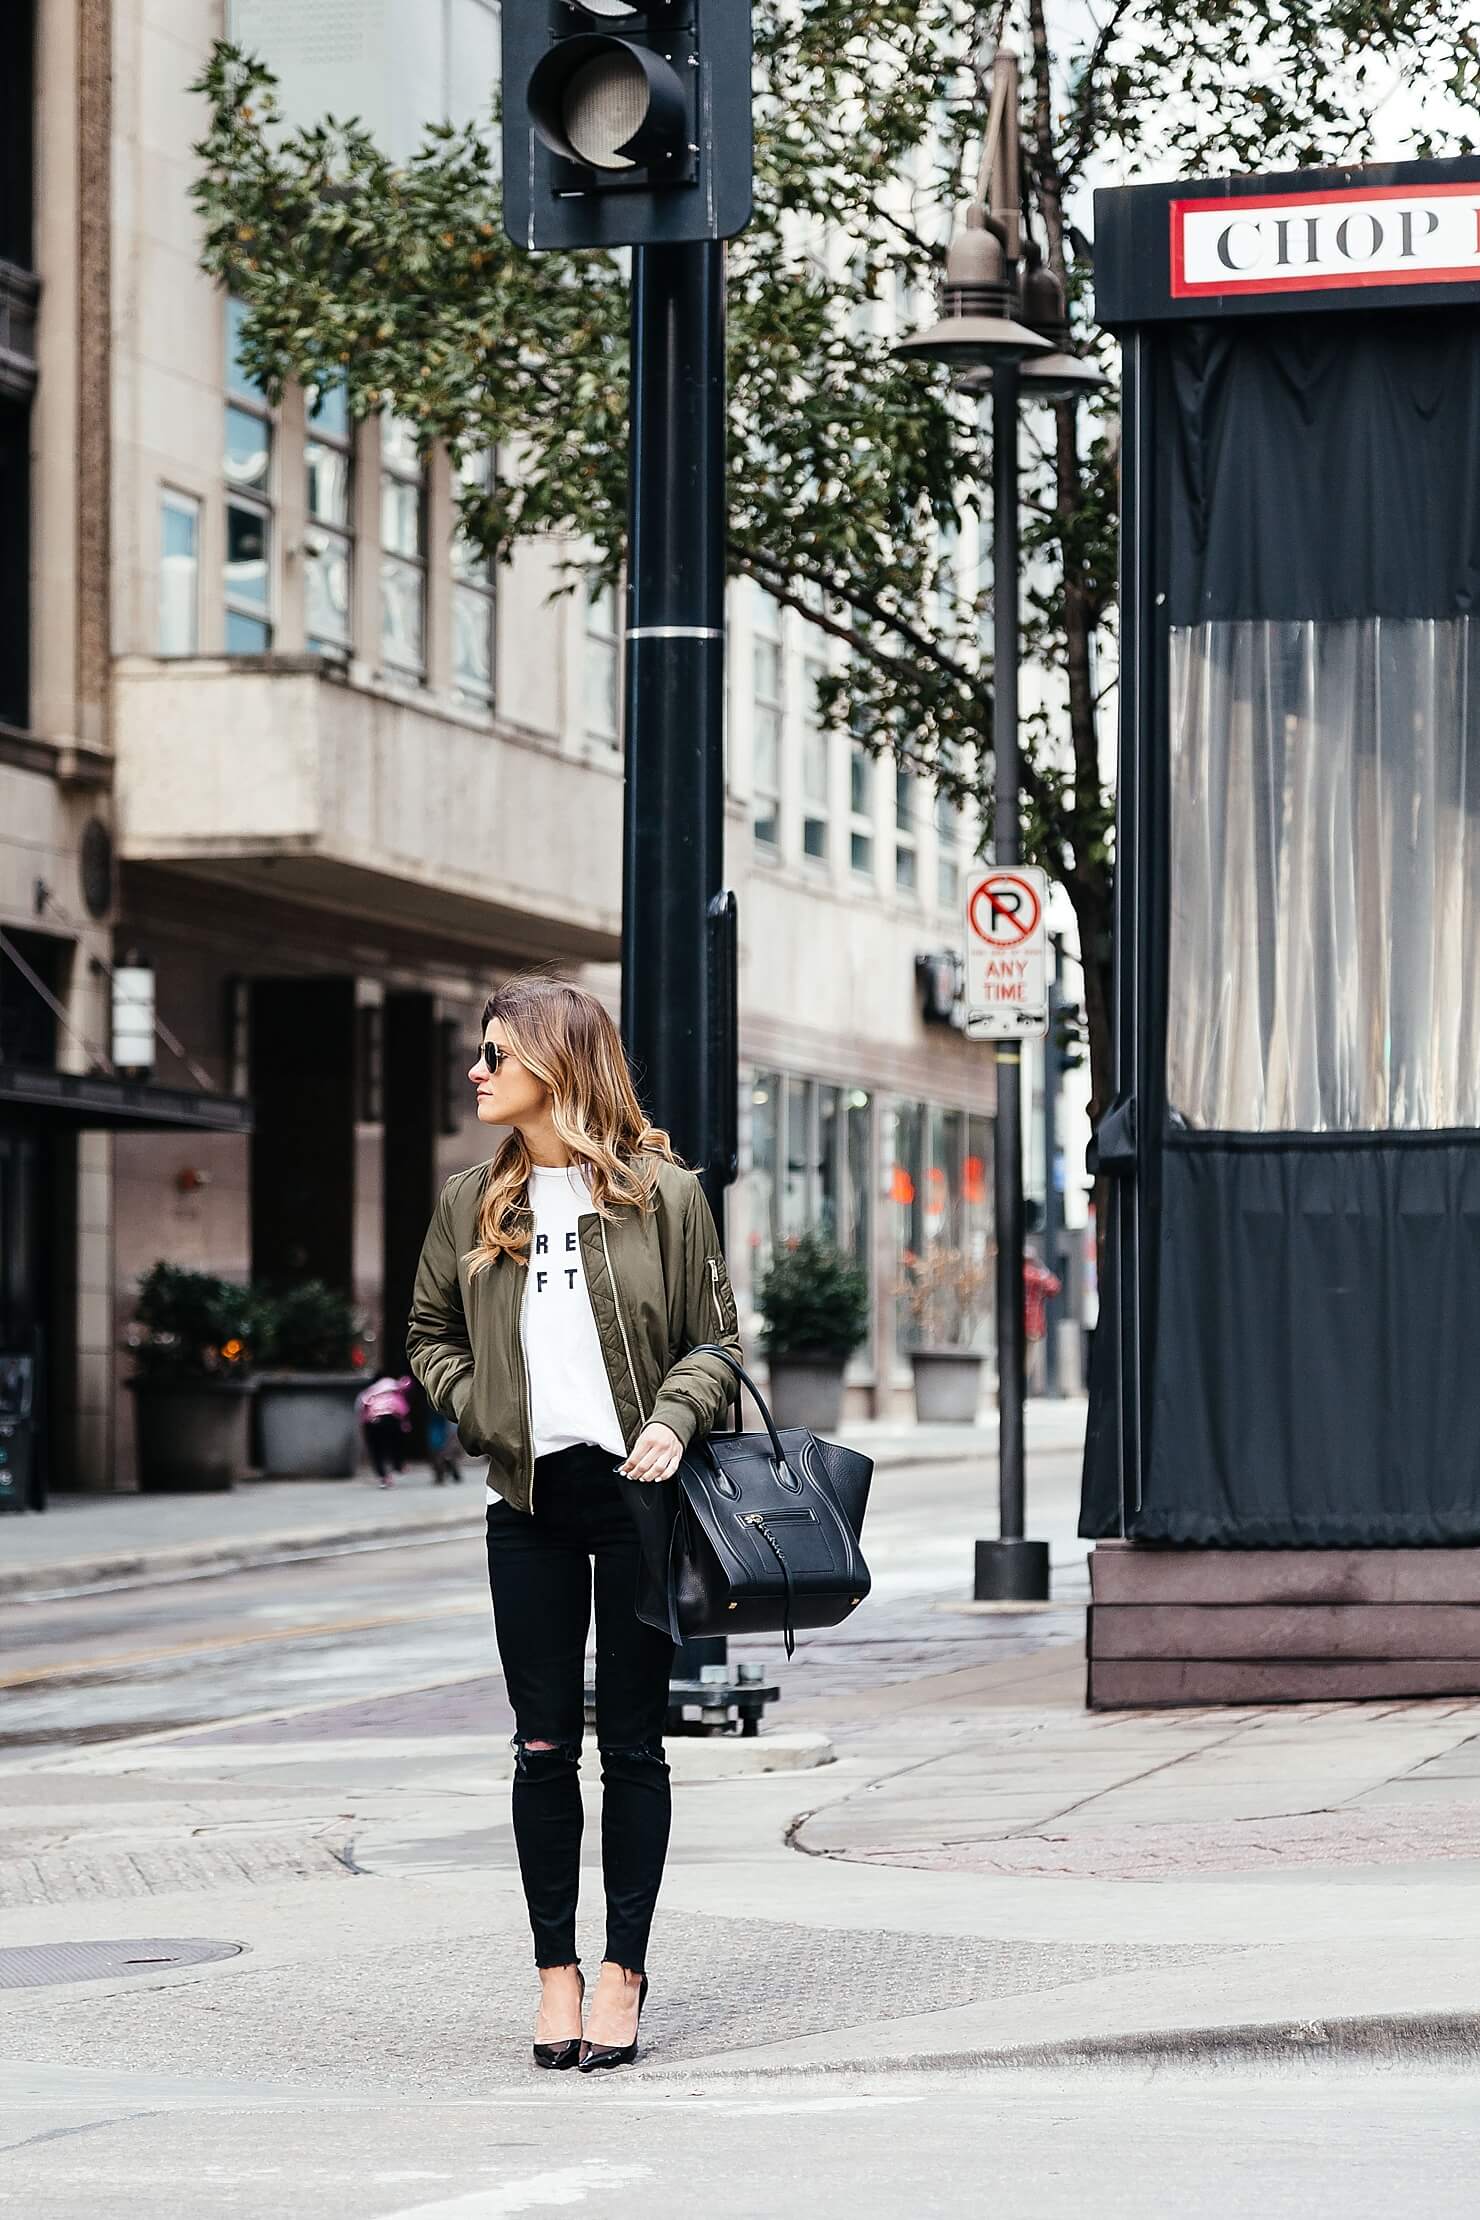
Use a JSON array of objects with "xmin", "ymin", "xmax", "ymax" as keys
[{"xmin": 2, "ymin": 1407, "xmax": 1479, "ymax": 2215}]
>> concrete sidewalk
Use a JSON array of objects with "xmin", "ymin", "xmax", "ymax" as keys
[
  {"xmin": 0, "ymin": 1407, "xmax": 1075, "ymax": 1601},
  {"xmin": 5, "ymin": 1571, "xmax": 1479, "ymax": 2092},
  {"xmin": 6, "ymin": 1403, "xmax": 1480, "ymax": 2217}
]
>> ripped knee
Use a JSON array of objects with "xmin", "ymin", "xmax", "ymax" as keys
[
  {"xmin": 598, "ymin": 1737, "xmax": 669, "ymax": 1779},
  {"xmin": 512, "ymin": 1733, "xmax": 582, "ymax": 1778}
]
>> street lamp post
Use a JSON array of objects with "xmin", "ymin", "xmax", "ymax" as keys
[{"xmin": 895, "ymin": 47, "xmax": 1104, "ymax": 1603}]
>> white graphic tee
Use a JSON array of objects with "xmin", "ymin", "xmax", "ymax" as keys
[{"xmin": 485, "ymin": 1164, "xmax": 628, "ymax": 1503}]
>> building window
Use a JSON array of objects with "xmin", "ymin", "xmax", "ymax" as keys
[
  {"xmin": 752, "ymin": 590, "xmax": 784, "ymax": 851},
  {"xmin": 224, "ymin": 299, "xmax": 273, "ymax": 651},
  {"xmin": 451, "ymin": 448, "xmax": 496, "ymax": 706},
  {"xmin": 849, "ymin": 742, "xmax": 874, "ymax": 877},
  {"xmin": 159, "ymin": 490, "xmax": 200, "ymax": 656},
  {"xmin": 895, "ymin": 764, "xmax": 918, "ymax": 894},
  {"xmin": 801, "ymin": 652, "xmax": 829, "ymax": 861},
  {"xmin": 305, "ymin": 379, "xmax": 353, "ymax": 660},
  {"xmin": 380, "ymin": 415, "xmax": 427, "ymax": 681},
  {"xmin": 936, "ymin": 781, "xmax": 963, "ymax": 911},
  {"xmin": 585, "ymin": 579, "xmax": 621, "ymax": 746}
]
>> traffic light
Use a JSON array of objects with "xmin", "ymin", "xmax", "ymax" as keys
[
  {"xmin": 501, "ymin": 1, "xmax": 753, "ymax": 252},
  {"xmin": 1053, "ymin": 998, "xmax": 1086, "ymax": 1075}
]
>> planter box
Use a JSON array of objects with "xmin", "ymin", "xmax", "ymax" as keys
[
  {"xmin": 129, "ymin": 1377, "xmax": 255, "ymax": 1493},
  {"xmin": 256, "ymin": 1372, "xmax": 365, "ymax": 1478},
  {"xmin": 909, "ymin": 1349, "xmax": 985, "ymax": 1424},
  {"xmin": 1087, "ymin": 1543, "xmax": 1480, "ymax": 1706},
  {"xmin": 765, "ymin": 1352, "xmax": 847, "ymax": 1433}
]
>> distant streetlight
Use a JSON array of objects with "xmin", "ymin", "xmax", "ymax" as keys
[{"xmin": 894, "ymin": 48, "xmax": 1103, "ymax": 1604}]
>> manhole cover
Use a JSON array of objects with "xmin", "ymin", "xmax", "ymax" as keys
[{"xmin": 0, "ymin": 1938, "xmax": 243, "ymax": 1990}]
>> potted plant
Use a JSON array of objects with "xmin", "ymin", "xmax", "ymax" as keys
[
  {"xmin": 252, "ymin": 1281, "xmax": 367, "ymax": 1478},
  {"xmin": 897, "ymin": 1244, "xmax": 992, "ymax": 1422},
  {"xmin": 125, "ymin": 1263, "xmax": 258, "ymax": 1492},
  {"xmin": 757, "ymin": 1231, "xmax": 870, "ymax": 1431}
]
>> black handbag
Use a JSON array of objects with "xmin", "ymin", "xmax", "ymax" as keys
[{"xmin": 648, "ymin": 1345, "xmax": 873, "ymax": 1657}]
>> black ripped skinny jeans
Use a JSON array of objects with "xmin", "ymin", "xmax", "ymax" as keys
[{"xmin": 485, "ymin": 1443, "xmax": 676, "ymax": 1973}]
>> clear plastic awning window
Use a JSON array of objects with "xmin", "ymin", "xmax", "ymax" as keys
[{"xmin": 1167, "ymin": 617, "xmax": 1480, "ymax": 1132}]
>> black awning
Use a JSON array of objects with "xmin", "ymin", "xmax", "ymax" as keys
[{"xmin": 0, "ymin": 1064, "xmax": 253, "ymax": 1133}]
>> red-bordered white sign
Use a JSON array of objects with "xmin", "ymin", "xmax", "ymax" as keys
[
  {"xmin": 963, "ymin": 867, "xmax": 1048, "ymax": 1041},
  {"xmin": 1170, "ymin": 181, "xmax": 1480, "ymax": 299}
]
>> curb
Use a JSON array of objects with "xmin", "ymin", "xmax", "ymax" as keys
[
  {"xmin": 666, "ymin": 1730, "xmax": 834, "ymax": 1782},
  {"xmin": 644, "ymin": 2009, "xmax": 1480, "ymax": 2084},
  {"xmin": 0, "ymin": 1508, "xmax": 486, "ymax": 1602},
  {"xmin": 0, "ymin": 1438, "xmax": 999, "ymax": 1602}
]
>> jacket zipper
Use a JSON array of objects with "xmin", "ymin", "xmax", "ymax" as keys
[
  {"xmin": 516, "ymin": 1262, "xmax": 536, "ymax": 1511},
  {"xmin": 598, "ymin": 1214, "xmax": 648, "ymax": 1436},
  {"xmin": 708, "ymin": 1255, "xmax": 725, "ymax": 1336}
]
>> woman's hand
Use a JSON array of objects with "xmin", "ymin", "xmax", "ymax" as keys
[{"xmin": 618, "ymin": 1421, "xmax": 684, "ymax": 1483}]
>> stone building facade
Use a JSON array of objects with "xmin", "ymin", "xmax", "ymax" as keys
[{"xmin": 1, "ymin": 0, "xmax": 1001, "ymax": 1501}]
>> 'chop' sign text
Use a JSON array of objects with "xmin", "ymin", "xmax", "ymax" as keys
[{"xmin": 1171, "ymin": 183, "xmax": 1480, "ymax": 298}]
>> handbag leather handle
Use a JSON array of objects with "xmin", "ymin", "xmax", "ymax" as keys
[{"xmin": 687, "ymin": 1342, "xmax": 788, "ymax": 1468}]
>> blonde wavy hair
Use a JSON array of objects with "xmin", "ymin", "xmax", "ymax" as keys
[{"xmin": 467, "ymin": 977, "xmax": 677, "ymax": 1275}]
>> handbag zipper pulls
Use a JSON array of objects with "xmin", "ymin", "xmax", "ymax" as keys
[{"xmin": 742, "ymin": 1511, "xmax": 796, "ymax": 1657}]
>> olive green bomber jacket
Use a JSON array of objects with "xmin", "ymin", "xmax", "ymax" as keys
[{"xmin": 405, "ymin": 1156, "xmax": 743, "ymax": 1514}]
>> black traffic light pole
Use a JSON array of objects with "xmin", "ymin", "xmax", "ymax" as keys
[
  {"xmin": 619, "ymin": 239, "xmax": 731, "ymax": 1236},
  {"xmin": 500, "ymin": 1, "xmax": 750, "ymax": 1713},
  {"xmin": 621, "ymin": 239, "xmax": 733, "ymax": 1687}
]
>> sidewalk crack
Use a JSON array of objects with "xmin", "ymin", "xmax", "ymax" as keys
[{"xmin": 1013, "ymin": 1717, "xmax": 1285, "ymax": 1834}]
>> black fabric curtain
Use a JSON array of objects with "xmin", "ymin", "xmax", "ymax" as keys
[
  {"xmin": 1166, "ymin": 310, "xmax": 1480, "ymax": 625},
  {"xmin": 1141, "ymin": 1141, "xmax": 1480, "ymax": 1544}
]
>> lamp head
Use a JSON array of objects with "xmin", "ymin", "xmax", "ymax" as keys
[
  {"xmin": 1013, "ymin": 249, "xmax": 1109, "ymax": 400},
  {"xmin": 893, "ymin": 211, "xmax": 1050, "ymax": 373}
]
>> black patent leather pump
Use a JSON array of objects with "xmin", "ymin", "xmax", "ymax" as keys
[
  {"xmin": 532, "ymin": 1967, "xmax": 585, "ymax": 2071},
  {"xmin": 577, "ymin": 1973, "xmax": 648, "ymax": 2072}
]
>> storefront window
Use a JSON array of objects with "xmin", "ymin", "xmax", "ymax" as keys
[
  {"xmin": 818, "ymin": 1083, "xmax": 842, "ymax": 1245},
  {"xmin": 781, "ymin": 1075, "xmax": 811, "ymax": 1238},
  {"xmin": 846, "ymin": 1088, "xmax": 872, "ymax": 1275},
  {"xmin": 749, "ymin": 1070, "xmax": 780, "ymax": 1269},
  {"xmin": 745, "ymin": 1071, "xmax": 875, "ymax": 1333},
  {"xmin": 890, "ymin": 1098, "xmax": 995, "ymax": 1354}
]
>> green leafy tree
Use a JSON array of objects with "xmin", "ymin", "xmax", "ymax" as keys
[{"xmin": 191, "ymin": 3, "xmax": 1478, "ymax": 1141}]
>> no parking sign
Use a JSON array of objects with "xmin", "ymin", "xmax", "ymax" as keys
[{"xmin": 963, "ymin": 867, "xmax": 1049, "ymax": 1039}]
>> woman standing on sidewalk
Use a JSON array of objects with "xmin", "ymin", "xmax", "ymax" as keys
[{"xmin": 406, "ymin": 977, "xmax": 742, "ymax": 2071}]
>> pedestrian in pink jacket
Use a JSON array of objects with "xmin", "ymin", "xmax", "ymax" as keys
[{"xmin": 355, "ymin": 1373, "xmax": 413, "ymax": 1484}]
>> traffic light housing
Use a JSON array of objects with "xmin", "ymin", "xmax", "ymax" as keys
[
  {"xmin": 501, "ymin": 1, "xmax": 753, "ymax": 251},
  {"xmin": 1053, "ymin": 998, "xmax": 1087, "ymax": 1075}
]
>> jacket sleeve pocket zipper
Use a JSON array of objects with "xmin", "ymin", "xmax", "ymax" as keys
[{"xmin": 708, "ymin": 1255, "xmax": 726, "ymax": 1336}]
